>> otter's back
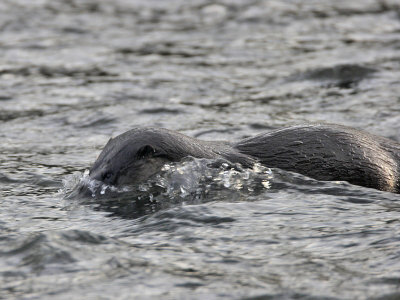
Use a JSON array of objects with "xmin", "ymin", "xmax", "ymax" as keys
[{"xmin": 234, "ymin": 124, "xmax": 400, "ymax": 192}]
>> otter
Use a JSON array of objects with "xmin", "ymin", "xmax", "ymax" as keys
[{"xmin": 88, "ymin": 124, "xmax": 400, "ymax": 193}]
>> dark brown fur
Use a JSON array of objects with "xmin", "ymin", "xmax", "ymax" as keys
[{"xmin": 88, "ymin": 124, "xmax": 400, "ymax": 193}]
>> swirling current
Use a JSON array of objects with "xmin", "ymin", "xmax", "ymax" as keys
[{"xmin": 1, "ymin": 0, "xmax": 400, "ymax": 299}]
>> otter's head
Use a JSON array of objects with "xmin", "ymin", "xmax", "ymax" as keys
[{"xmin": 89, "ymin": 129, "xmax": 176, "ymax": 186}]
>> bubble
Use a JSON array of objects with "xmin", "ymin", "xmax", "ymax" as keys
[{"xmin": 64, "ymin": 157, "xmax": 273, "ymax": 207}]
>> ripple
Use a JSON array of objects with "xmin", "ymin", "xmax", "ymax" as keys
[
  {"xmin": 2, "ymin": 0, "xmax": 400, "ymax": 298},
  {"xmin": 294, "ymin": 64, "xmax": 377, "ymax": 88}
]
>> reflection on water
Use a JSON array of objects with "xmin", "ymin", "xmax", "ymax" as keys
[{"xmin": 1, "ymin": 0, "xmax": 400, "ymax": 299}]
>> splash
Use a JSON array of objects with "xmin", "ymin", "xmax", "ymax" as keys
[
  {"xmin": 135, "ymin": 158, "xmax": 272, "ymax": 201},
  {"xmin": 61, "ymin": 158, "xmax": 273, "ymax": 217}
]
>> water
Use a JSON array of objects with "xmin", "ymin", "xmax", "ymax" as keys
[{"xmin": 1, "ymin": 0, "xmax": 400, "ymax": 299}]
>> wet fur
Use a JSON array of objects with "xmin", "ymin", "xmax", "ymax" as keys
[{"xmin": 89, "ymin": 124, "xmax": 400, "ymax": 193}]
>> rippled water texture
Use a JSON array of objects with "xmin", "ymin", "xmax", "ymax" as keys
[{"xmin": 1, "ymin": 0, "xmax": 400, "ymax": 299}]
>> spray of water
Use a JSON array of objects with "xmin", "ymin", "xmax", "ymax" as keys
[{"xmin": 61, "ymin": 158, "xmax": 273, "ymax": 217}]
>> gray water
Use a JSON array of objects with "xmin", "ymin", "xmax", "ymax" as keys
[{"xmin": 1, "ymin": 0, "xmax": 400, "ymax": 299}]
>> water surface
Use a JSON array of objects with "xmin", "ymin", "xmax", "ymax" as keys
[{"xmin": 1, "ymin": 0, "xmax": 400, "ymax": 299}]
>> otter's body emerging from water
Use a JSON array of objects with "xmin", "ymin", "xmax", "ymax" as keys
[{"xmin": 89, "ymin": 124, "xmax": 400, "ymax": 193}]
